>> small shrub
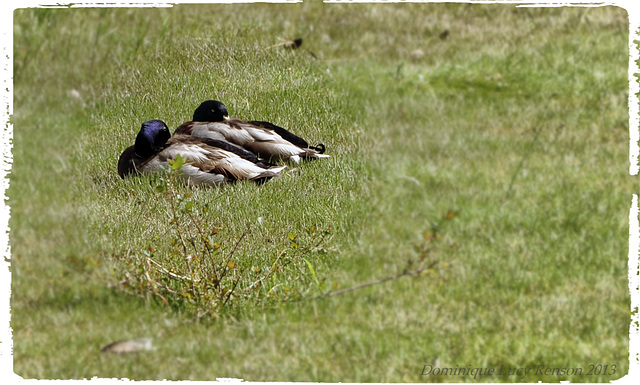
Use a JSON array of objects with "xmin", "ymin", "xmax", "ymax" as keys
[{"xmin": 114, "ymin": 158, "xmax": 333, "ymax": 317}]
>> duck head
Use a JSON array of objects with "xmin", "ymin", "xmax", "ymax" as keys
[
  {"xmin": 134, "ymin": 119, "xmax": 171, "ymax": 158},
  {"xmin": 192, "ymin": 100, "xmax": 229, "ymax": 122},
  {"xmin": 119, "ymin": 119, "xmax": 170, "ymax": 178}
]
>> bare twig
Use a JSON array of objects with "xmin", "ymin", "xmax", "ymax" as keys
[
  {"xmin": 144, "ymin": 258, "xmax": 168, "ymax": 305},
  {"xmin": 313, "ymin": 260, "xmax": 439, "ymax": 300},
  {"xmin": 280, "ymin": 230, "xmax": 329, "ymax": 270},
  {"xmin": 167, "ymin": 183, "xmax": 189, "ymax": 256},
  {"xmin": 184, "ymin": 208, "xmax": 219, "ymax": 278},
  {"xmin": 151, "ymin": 280, "xmax": 180, "ymax": 295},
  {"xmin": 146, "ymin": 257, "xmax": 193, "ymax": 282},
  {"xmin": 264, "ymin": 37, "xmax": 316, "ymax": 59},
  {"xmin": 224, "ymin": 227, "xmax": 250, "ymax": 263},
  {"xmin": 219, "ymin": 226, "xmax": 250, "ymax": 282},
  {"xmin": 165, "ymin": 177, "xmax": 195, "ymax": 280},
  {"xmin": 106, "ymin": 278, "xmax": 129, "ymax": 289},
  {"xmin": 222, "ymin": 276, "xmax": 242, "ymax": 307},
  {"xmin": 245, "ymin": 249, "xmax": 286, "ymax": 292},
  {"xmin": 245, "ymin": 230, "xmax": 330, "ymax": 292},
  {"xmin": 265, "ymin": 37, "xmax": 303, "ymax": 50}
]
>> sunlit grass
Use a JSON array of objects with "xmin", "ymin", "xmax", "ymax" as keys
[{"xmin": 10, "ymin": 3, "xmax": 631, "ymax": 382}]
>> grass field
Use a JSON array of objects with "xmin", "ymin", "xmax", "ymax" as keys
[{"xmin": 9, "ymin": 2, "xmax": 632, "ymax": 382}]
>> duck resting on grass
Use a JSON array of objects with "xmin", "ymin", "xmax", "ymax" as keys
[
  {"xmin": 174, "ymin": 100, "xmax": 330, "ymax": 164},
  {"xmin": 118, "ymin": 119, "xmax": 286, "ymax": 185}
]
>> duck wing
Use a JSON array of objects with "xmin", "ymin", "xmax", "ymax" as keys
[
  {"xmin": 177, "ymin": 120, "xmax": 305, "ymax": 162},
  {"xmin": 247, "ymin": 120, "xmax": 328, "ymax": 156},
  {"xmin": 117, "ymin": 145, "xmax": 141, "ymax": 178},
  {"xmin": 174, "ymin": 125, "xmax": 278, "ymax": 167},
  {"xmin": 247, "ymin": 120, "xmax": 310, "ymax": 148},
  {"xmin": 141, "ymin": 136, "xmax": 285, "ymax": 185}
]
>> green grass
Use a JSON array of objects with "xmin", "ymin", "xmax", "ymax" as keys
[{"xmin": 9, "ymin": 2, "xmax": 631, "ymax": 382}]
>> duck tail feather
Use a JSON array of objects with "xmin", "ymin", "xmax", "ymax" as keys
[
  {"xmin": 300, "ymin": 148, "xmax": 331, "ymax": 160},
  {"xmin": 309, "ymin": 143, "xmax": 326, "ymax": 154},
  {"xmin": 250, "ymin": 170, "xmax": 281, "ymax": 185}
]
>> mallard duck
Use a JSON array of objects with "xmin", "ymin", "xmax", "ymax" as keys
[
  {"xmin": 174, "ymin": 100, "xmax": 330, "ymax": 163},
  {"xmin": 118, "ymin": 120, "xmax": 286, "ymax": 185}
]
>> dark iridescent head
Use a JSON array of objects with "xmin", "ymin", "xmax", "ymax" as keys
[
  {"xmin": 134, "ymin": 119, "xmax": 171, "ymax": 158},
  {"xmin": 192, "ymin": 100, "xmax": 229, "ymax": 122}
]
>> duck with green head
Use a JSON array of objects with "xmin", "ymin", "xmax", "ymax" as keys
[
  {"xmin": 174, "ymin": 100, "xmax": 329, "ymax": 164},
  {"xmin": 118, "ymin": 119, "xmax": 285, "ymax": 185}
]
